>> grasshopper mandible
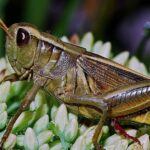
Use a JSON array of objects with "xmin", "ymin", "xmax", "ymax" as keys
[{"xmin": 0, "ymin": 19, "xmax": 150, "ymax": 150}]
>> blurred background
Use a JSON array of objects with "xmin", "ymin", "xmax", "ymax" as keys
[{"xmin": 0, "ymin": 0, "xmax": 150, "ymax": 68}]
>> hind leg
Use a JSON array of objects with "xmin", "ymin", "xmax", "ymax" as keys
[
  {"xmin": 93, "ymin": 108, "xmax": 108, "ymax": 150},
  {"xmin": 64, "ymin": 95, "xmax": 109, "ymax": 150},
  {"xmin": 111, "ymin": 118, "xmax": 141, "ymax": 144}
]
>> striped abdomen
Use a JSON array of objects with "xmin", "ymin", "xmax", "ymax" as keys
[{"xmin": 103, "ymin": 83, "xmax": 150, "ymax": 118}]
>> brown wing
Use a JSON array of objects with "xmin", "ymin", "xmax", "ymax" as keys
[{"xmin": 77, "ymin": 51, "xmax": 150, "ymax": 95}]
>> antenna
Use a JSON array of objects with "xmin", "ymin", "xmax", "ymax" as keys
[{"xmin": 0, "ymin": 19, "xmax": 12, "ymax": 39}]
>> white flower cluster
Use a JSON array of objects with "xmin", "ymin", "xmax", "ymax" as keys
[{"xmin": 0, "ymin": 32, "xmax": 149, "ymax": 150}]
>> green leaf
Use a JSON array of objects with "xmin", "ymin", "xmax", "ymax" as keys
[{"xmin": 13, "ymin": 111, "xmax": 34, "ymax": 133}]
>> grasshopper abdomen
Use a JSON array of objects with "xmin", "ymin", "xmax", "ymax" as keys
[{"xmin": 103, "ymin": 82, "xmax": 150, "ymax": 117}]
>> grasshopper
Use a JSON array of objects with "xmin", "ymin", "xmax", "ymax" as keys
[{"xmin": 0, "ymin": 19, "xmax": 150, "ymax": 150}]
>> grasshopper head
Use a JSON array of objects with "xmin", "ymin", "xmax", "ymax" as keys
[{"xmin": 0, "ymin": 19, "xmax": 39, "ymax": 75}]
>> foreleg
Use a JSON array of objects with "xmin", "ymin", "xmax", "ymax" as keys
[{"xmin": 0, "ymin": 84, "xmax": 40, "ymax": 149}]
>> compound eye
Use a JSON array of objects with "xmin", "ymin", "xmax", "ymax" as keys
[{"xmin": 16, "ymin": 28, "xmax": 30, "ymax": 46}]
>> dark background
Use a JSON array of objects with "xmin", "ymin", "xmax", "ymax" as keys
[{"xmin": 0, "ymin": 0, "xmax": 150, "ymax": 68}]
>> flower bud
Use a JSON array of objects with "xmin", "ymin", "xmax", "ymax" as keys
[
  {"xmin": 84, "ymin": 126, "xmax": 96, "ymax": 149},
  {"xmin": 0, "ymin": 103, "xmax": 7, "ymax": 114},
  {"xmin": 16, "ymin": 135, "xmax": 24, "ymax": 147},
  {"xmin": 115, "ymin": 139, "xmax": 128, "ymax": 150},
  {"xmin": 64, "ymin": 118, "xmax": 78, "ymax": 142},
  {"xmin": 33, "ymin": 115, "xmax": 49, "ymax": 134},
  {"xmin": 128, "ymin": 57, "xmax": 148, "ymax": 75},
  {"xmin": 51, "ymin": 105, "xmax": 58, "ymax": 121},
  {"xmin": 138, "ymin": 134, "xmax": 149, "ymax": 150},
  {"xmin": 80, "ymin": 32, "xmax": 93, "ymax": 50},
  {"xmin": 55, "ymin": 104, "xmax": 68, "ymax": 132},
  {"xmin": 126, "ymin": 129, "xmax": 137, "ymax": 144},
  {"xmin": 4, "ymin": 133, "xmax": 16, "ymax": 150},
  {"xmin": 50, "ymin": 141, "xmax": 63, "ymax": 150},
  {"xmin": 61, "ymin": 36, "xmax": 69, "ymax": 42},
  {"xmin": 30, "ymin": 91, "xmax": 46, "ymax": 111},
  {"xmin": 39, "ymin": 144, "xmax": 50, "ymax": 150},
  {"xmin": 113, "ymin": 51, "xmax": 129, "ymax": 65},
  {"xmin": 37, "ymin": 130, "xmax": 53, "ymax": 146},
  {"xmin": 104, "ymin": 134, "xmax": 122, "ymax": 146},
  {"xmin": 24, "ymin": 128, "xmax": 39, "ymax": 150},
  {"xmin": 0, "ymin": 81, "xmax": 10, "ymax": 102},
  {"xmin": 98, "ymin": 42, "xmax": 111, "ymax": 58},
  {"xmin": 68, "ymin": 113, "xmax": 77, "ymax": 121},
  {"xmin": 71, "ymin": 126, "xmax": 96, "ymax": 150},
  {"xmin": 79, "ymin": 124, "xmax": 87, "ymax": 135},
  {"xmin": 93, "ymin": 41, "xmax": 103, "ymax": 54},
  {"xmin": 71, "ymin": 135, "xmax": 86, "ymax": 150},
  {"xmin": 0, "ymin": 111, "xmax": 7, "ymax": 129}
]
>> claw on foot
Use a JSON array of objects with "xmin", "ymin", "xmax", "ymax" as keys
[{"xmin": 93, "ymin": 141, "xmax": 105, "ymax": 150}]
